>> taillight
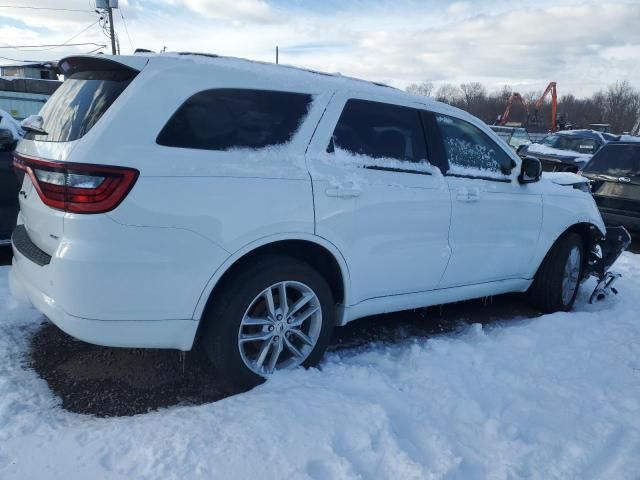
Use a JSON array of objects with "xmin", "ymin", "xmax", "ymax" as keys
[{"xmin": 14, "ymin": 154, "xmax": 138, "ymax": 214}]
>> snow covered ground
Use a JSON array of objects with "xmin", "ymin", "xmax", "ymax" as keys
[{"xmin": 2, "ymin": 253, "xmax": 640, "ymax": 480}]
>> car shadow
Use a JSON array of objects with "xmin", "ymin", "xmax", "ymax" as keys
[{"xmin": 25, "ymin": 293, "xmax": 540, "ymax": 418}]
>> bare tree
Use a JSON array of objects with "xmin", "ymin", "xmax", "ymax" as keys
[
  {"xmin": 406, "ymin": 79, "xmax": 640, "ymax": 134},
  {"xmin": 406, "ymin": 81, "xmax": 434, "ymax": 97},
  {"xmin": 435, "ymin": 84, "xmax": 463, "ymax": 105},
  {"xmin": 460, "ymin": 82, "xmax": 486, "ymax": 112}
]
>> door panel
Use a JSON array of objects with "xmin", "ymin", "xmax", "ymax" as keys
[
  {"xmin": 431, "ymin": 112, "xmax": 543, "ymax": 287},
  {"xmin": 307, "ymin": 93, "xmax": 452, "ymax": 305},
  {"xmin": 439, "ymin": 176, "xmax": 542, "ymax": 287}
]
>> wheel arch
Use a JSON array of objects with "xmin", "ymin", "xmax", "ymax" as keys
[
  {"xmin": 192, "ymin": 233, "xmax": 351, "ymax": 324},
  {"xmin": 533, "ymin": 221, "xmax": 603, "ymax": 279}
]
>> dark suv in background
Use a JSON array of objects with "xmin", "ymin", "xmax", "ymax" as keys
[
  {"xmin": 0, "ymin": 147, "xmax": 19, "ymax": 245},
  {"xmin": 519, "ymin": 129, "xmax": 615, "ymax": 173},
  {"xmin": 581, "ymin": 141, "xmax": 640, "ymax": 233}
]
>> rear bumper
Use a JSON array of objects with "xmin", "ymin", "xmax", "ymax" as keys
[
  {"xmin": 10, "ymin": 252, "xmax": 198, "ymax": 350},
  {"xmin": 9, "ymin": 213, "xmax": 229, "ymax": 351},
  {"xmin": 10, "ymin": 256, "xmax": 199, "ymax": 351}
]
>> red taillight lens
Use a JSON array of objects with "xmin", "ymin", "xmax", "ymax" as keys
[{"xmin": 14, "ymin": 154, "xmax": 139, "ymax": 214}]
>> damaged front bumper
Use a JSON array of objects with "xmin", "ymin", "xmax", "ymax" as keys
[{"xmin": 585, "ymin": 226, "xmax": 632, "ymax": 303}]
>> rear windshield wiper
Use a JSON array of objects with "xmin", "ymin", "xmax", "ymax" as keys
[{"xmin": 21, "ymin": 115, "xmax": 48, "ymax": 135}]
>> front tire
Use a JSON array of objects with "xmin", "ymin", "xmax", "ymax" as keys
[
  {"xmin": 201, "ymin": 256, "xmax": 335, "ymax": 391},
  {"xmin": 528, "ymin": 233, "xmax": 584, "ymax": 313}
]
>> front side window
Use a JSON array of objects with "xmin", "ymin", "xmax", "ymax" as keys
[
  {"xmin": 435, "ymin": 114, "xmax": 513, "ymax": 177},
  {"xmin": 157, "ymin": 89, "xmax": 312, "ymax": 151},
  {"xmin": 329, "ymin": 99, "xmax": 427, "ymax": 163}
]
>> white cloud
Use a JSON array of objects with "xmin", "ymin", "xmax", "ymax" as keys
[
  {"xmin": 447, "ymin": 2, "xmax": 472, "ymax": 16},
  {"xmin": 0, "ymin": 0, "xmax": 638, "ymax": 96}
]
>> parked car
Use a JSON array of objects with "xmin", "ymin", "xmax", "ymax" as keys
[
  {"xmin": 0, "ymin": 150, "xmax": 19, "ymax": 245},
  {"xmin": 580, "ymin": 141, "xmax": 640, "ymax": 233},
  {"xmin": 488, "ymin": 125, "xmax": 531, "ymax": 150},
  {"xmin": 0, "ymin": 108, "xmax": 23, "ymax": 151},
  {"xmin": 518, "ymin": 129, "xmax": 616, "ymax": 173},
  {"xmin": 10, "ymin": 54, "xmax": 628, "ymax": 390},
  {"xmin": 0, "ymin": 110, "xmax": 21, "ymax": 244}
]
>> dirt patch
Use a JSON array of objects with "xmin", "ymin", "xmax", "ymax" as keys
[{"xmin": 25, "ymin": 294, "xmax": 540, "ymax": 418}]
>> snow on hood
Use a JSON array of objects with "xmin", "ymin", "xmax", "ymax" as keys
[
  {"xmin": 542, "ymin": 171, "xmax": 589, "ymax": 186},
  {"xmin": 619, "ymin": 134, "xmax": 640, "ymax": 142},
  {"xmin": 527, "ymin": 143, "xmax": 592, "ymax": 162}
]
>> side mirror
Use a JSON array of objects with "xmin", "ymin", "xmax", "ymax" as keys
[
  {"xmin": 516, "ymin": 144, "xmax": 527, "ymax": 157},
  {"xmin": 519, "ymin": 156, "xmax": 542, "ymax": 184},
  {"xmin": 500, "ymin": 157, "xmax": 517, "ymax": 175}
]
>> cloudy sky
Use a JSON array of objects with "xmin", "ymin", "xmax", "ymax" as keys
[{"xmin": 1, "ymin": 0, "xmax": 639, "ymax": 96}]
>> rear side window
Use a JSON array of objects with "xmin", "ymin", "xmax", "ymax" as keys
[
  {"xmin": 25, "ymin": 68, "xmax": 136, "ymax": 142},
  {"xmin": 329, "ymin": 99, "xmax": 427, "ymax": 163},
  {"xmin": 157, "ymin": 89, "xmax": 312, "ymax": 151},
  {"xmin": 436, "ymin": 114, "xmax": 513, "ymax": 176},
  {"xmin": 583, "ymin": 144, "xmax": 640, "ymax": 176}
]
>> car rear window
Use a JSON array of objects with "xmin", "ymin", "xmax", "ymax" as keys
[
  {"xmin": 157, "ymin": 89, "xmax": 312, "ymax": 151},
  {"xmin": 25, "ymin": 68, "xmax": 136, "ymax": 142},
  {"xmin": 583, "ymin": 144, "xmax": 640, "ymax": 176}
]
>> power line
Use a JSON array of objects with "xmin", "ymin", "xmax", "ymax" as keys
[
  {"xmin": 0, "ymin": 42, "xmax": 106, "ymax": 49},
  {"xmin": 119, "ymin": 8, "xmax": 134, "ymax": 52},
  {"xmin": 3, "ymin": 20, "xmax": 102, "ymax": 52},
  {"xmin": 0, "ymin": 5, "xmax": 93, "ymax": 13}
]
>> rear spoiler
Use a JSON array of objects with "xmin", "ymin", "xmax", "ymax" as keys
[{"xmin": 58, "ymin": 55, "xmax": 149, "ymax": 77}]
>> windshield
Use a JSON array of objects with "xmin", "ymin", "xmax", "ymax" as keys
[
  {"xmin": 541, "ymin": 134, "xmax": 598, "ymax": 154},
  {"xmin": 583, "ymin": 144, "xmax": 640, "ymax": 176},
  {"xmin": 509, "ymin": 129, "xmax": 530, "ymax": 147},
  {"xmin": 25, "ymin": 69, "xmax": 135, "ymax": 142}
]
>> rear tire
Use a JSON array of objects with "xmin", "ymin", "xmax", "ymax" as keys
[
  {"xmin": 528, "ymin": 233, "xmax": 584, "ymax": 313},
  {"xmin": 201, "ymin": 256, "xmax": 335, "ymax": 391}
]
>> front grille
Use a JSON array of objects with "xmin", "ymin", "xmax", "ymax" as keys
[{"xmin": 12, "ymin": 225, "xmax": 52, "ymax": 266}]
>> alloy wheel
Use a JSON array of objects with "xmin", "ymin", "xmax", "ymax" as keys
[{"xmin": 238, "ymin": 281, "xmax": 322, "ymax": 375}]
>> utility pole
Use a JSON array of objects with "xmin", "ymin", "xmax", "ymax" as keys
[
  {"xmin": 107, "ymin": 5, "xmax": 116, "ymax": 55},
  {"xmin": 276, "ymin": 46, "xmax": 279, "ymax": 64},
  {"xmin": 97, "ymin": 0, "xmax": 118, "ymax": 54}
]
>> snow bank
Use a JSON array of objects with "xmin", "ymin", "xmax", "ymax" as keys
[{"xmin": 2, "ymin": 253, "xmax": 640, "ymax": 479}]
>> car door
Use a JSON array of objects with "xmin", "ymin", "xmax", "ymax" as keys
[
  {"xmin": 0, "ymin": 149, "xmax": 19, "ymax": 241},
  {"xmin": 306, "ymin": 93, "xmax": 452, "ymax": 304},
  {"xmin": 428, "ymin": 111, "xmax": 543, "ymax": 288}
]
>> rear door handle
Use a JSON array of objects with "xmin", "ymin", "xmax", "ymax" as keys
[{"xmin": 325, "ymin": 187, "xmax": 361, "ymax": 198}]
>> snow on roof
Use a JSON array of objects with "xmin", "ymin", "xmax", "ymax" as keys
[{"xmin": 90, "ymin": 52, "xmax": 451, "ymax": 112}]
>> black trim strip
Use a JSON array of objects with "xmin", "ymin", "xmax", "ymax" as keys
[
  {"xmin": 446, "ymin": 173, "xmax": 511, "ymax": 183},
  {"xmin": 11, "ymin": 225, "xmax": 51, "ymax": 266},
  {"xmin": 363, "ymin": 165, "xmax": 432, "ymax": 176}
]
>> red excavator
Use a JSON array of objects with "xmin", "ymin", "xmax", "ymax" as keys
[
  {"xmin": 498, "ymin": 82, "xmax": 558, "ymax": 132},
  {"xmin": 497, "ymin": 92, "xmax": 528, "ymax": 127},
  {"xmin": 528, "ymin": 81, "xmax": 558, "ymax": 132}
]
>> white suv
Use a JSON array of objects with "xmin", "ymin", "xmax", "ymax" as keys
[{"xmin": 10, "ymin": 54, "xmax": 627, "ymax": 389}]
